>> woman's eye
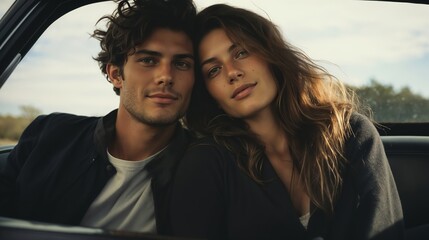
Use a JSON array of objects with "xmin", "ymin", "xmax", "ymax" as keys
[
  {"xmin": 175, "ymin": 61, "xmax": 192, "ymax": 70},
  {"xmin": 235, "ymin": 49, "xmax": 249, "ymax": 59},
  {"xmin": 207, "ymin": 66, "xmax": 221, "ymax": 78}
]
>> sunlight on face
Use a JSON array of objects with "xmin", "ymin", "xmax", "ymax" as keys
[{"xmin": 199, "ymin": 29, "xmax": 277, "ymax": 120}]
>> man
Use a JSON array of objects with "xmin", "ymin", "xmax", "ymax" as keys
[{"xmin": 0, "ymin": 0, "xmax": 196, "ymax": 235}]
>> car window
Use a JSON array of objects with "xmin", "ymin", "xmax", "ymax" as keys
[
  {"xmin": 0, "ymin": 1, "xmax": 429, "ymax": 146},
  {"xmin": 0, "ymin": 1, "xmax": 118, "ymax": 116},
  {"xmin": 0, "ymin": 1, "xmax": 117, "ymax": 146}
]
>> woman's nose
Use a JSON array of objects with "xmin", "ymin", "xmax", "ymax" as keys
[{"xmin": 226, "ymin": 63, "xmax": 244, "ymax": 84}]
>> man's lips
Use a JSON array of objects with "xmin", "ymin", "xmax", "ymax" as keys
[
  {"xmin": 231, "ymin": 82, "xmax": 257, "ymax": 99},
  {"xmin": 147, "ymin": 92, "xmax": 178, "ymax": 104}
]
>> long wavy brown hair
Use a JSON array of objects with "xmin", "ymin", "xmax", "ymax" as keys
[{"xmin": 186, "ymin": 4, "xmax": 361, "ymax": 214}]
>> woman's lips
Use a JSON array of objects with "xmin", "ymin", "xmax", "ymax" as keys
[{"xmin": 231, "ymin": 82, "xmax": 257, "ymax": 100}]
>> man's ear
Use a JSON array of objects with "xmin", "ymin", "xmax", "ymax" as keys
[{"xmin": 106, "ymin": 64, "xmax": 123, "ymax": 88}]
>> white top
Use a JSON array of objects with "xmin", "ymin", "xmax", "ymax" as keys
[
  {"xmin": 299, "ymin": 212, "xmax": 311, "ymax": 229},
  {"xmin": 80, "ymin": 147, "xmax": 166, "ymax": 233}
]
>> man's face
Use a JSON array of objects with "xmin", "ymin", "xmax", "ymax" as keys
[{"xmin": 109, "ymin": 28, "xmax": 195, "ymax": 127}]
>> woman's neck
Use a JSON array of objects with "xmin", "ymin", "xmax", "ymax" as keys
[
  {"xmin": 246, "ymin": 109, "xmax": 310, "ymax": 216},
  {"xmin": 244, "ymin": 108, "xmax": 288, "ymax": 155}
]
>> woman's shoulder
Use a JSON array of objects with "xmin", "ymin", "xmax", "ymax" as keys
[
  {"xmin": 181, "ymin": 136, "xmax": 236, "ymax": 168},
  {"xmin": 349, "ymin": 112, "xmax": 380, "ymax": 140},
  {"xmin": 187, "ymin": 136, "xmax": 231, "ymax": 153},
  {"xmin": 345, "ymin": 112, "xmax": 385, "ymax": 163},
  {"xmin": 189, "ymin": 135, "xmax": 218, "ymax": 146}
]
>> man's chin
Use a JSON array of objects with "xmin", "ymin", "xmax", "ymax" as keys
[
  {"xmin": 137, "ymin": 114, "xmax": 183, "ymax": 127},
  {"xmin": 145, "ymin": 120, "xmax": 177, "ymax": 128}
]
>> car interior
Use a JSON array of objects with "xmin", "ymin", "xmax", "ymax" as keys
[{"xmin": 0, "ymin": 0, "xmax": 429, "ymax": 239}]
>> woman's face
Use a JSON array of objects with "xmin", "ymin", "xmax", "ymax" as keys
[{"xmin": 199, "ymin": 28, "xmax": 277, "ymax": 120}]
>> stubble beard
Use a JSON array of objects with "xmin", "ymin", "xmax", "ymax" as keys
[
  {"xmin": 121, "ymin": 86, "xmax": 187, "ymax": 127},
  {"xmin": 133, "ymin": 109, "xmax": 184, "ymax": 127},
  {"xmin": 123, "ymin": 98, "xmax": 185, "ymax": 127}
]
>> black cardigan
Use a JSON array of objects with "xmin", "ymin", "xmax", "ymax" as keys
[
  {"xmin": 0, "ymin": 109, "xmax": 192, "ymax": 234},
  {"xmin": 170, "ymin": 113, "xmax": 404, "ymax": 240}
]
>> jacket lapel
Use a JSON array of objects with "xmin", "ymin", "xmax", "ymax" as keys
[
  {"xmin": 147, "ymin": 125, "xmax": 192, "ymax": 234},
  {"xmin": 260, "ymin": 157, "xmax": 308, "ymax": 234}
]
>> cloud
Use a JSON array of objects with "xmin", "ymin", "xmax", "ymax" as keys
[{"xmin": 217, "ymin": 1, "xmax": 429, "ymax": 66}]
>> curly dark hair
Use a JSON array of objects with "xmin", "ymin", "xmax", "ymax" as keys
[{"xmin": 92, "ymin": 0, "xmax": 196, "ymax": 95}]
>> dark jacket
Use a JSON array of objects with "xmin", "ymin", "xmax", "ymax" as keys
[
  {"xmin": 0, "ymin": 109, "xmax": 192, "ymax": 234},
  {"xmin": 170, "ymin": 113, "xmax": 404, "ymax": 240}
]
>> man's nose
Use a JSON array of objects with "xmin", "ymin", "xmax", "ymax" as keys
[{"xmin": 155, "ymin": 63, "xmax": 173, "ymax": 86}]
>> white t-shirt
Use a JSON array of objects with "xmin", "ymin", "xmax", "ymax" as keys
[
  {"xmin": 80, "ymin": 148, "xmax": 165, "ymax": 233},
  {"xmin": 299, "ymin": 212, "xmax": 311, "ymax": 229}
]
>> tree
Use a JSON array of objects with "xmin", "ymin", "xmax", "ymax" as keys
[
  {"xmin": 20, "ymin": 105, "xmax": 42, "ymax": 120},
  {"xmin": 351, "ymin": 79, "xmax": 429, "ymax": 122},
  {"xmin": 0, "ymin": 105, "xmax": 41, "ymax": 142}
]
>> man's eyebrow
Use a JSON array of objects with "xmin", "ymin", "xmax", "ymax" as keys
[
  {"xmin": 134, "ymin": 49, "xmax": 194, "ymax": 60},
  {"xmin": 201, "ymin": 44, "xmax": 237, "ymax": 67},
  {"xmin": 134, "ymin": 49, "xmax": 162, "ymax": 57}
]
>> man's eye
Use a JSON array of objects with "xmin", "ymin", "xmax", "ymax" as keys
[
  {"xmin": 138, "ymin": 57, "xmax": 156, "ymax": 65},
  {"xmin": 175, "ymin": 61, "xmax": 192, "ymax": 70},
  {"xmin": 207, "ymin": 66, "xmax": 221, "ymax": 78}
]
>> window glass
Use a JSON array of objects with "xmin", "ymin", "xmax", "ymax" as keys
[
  {"xmin": 0, "ymin": 2, "xmax": 117, "ymax": 146},
  {"xmin": 0, "ymin": 1, "xmax": 118, "ymax": 116},
  {"xmin": 0, "ymin": 1, "xmax": 429, "ymax": 145}
]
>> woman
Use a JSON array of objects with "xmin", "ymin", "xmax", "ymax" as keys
[{"xmin": 170, "ymin": 4, "xmax": 404, "ymax": 240}]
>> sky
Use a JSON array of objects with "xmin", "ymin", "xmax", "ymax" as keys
[{"xmin": 0, "ymin": 0, "xmax": 429, "ymax": 116}]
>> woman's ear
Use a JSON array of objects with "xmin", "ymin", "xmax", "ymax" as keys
[{"xmin": 106, "ymin": 64, "xmax": 122, "ymax": 89}]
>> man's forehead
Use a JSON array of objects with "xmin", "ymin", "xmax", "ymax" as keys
[{"xmin": 133, "ymin": 28, "xmax": 193, "ymax": 54}]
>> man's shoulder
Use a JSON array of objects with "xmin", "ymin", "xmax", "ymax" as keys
[
  {"xmin": 40, "ymin": 112, "xmax": 99, "ymax": 122},
  {"xmin": 32, "ymin": 112, "xmax": 100, "ymax": 128},
  {"xmin": 22, "ymin": 112, "xmax": 102, "ymax": 140}
]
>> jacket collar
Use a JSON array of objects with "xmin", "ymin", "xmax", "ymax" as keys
[
  {"xmin": 147, "ymin": 125, "xmax": 191, "ymax": 186},
  {"xmin": 93, "ymin": 109, "xmax": 192, "ymax": 183},
  {"xmin": 93, "ymin": 109, "xmax": 117, "ymax": 162}
]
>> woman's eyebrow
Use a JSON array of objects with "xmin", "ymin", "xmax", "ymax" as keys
[
  {"xmin": 201, "ymin": 44, "xmax": 237, "ymax": 67},
  {"xmin": 201, "ymin": 57, "xmax": 217, "ymax": 68}
]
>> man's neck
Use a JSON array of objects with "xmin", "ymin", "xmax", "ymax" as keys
[{"xmin": 108, "ymin": 111, "xmax": 177, "ymax": 161}]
